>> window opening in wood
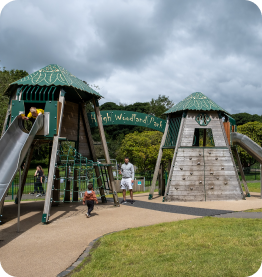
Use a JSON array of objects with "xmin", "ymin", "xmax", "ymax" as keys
[{"xmin": 192, "ymin": 128, "xmax": 215, "ymax": 147}]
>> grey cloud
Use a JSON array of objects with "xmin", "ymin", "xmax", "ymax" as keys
[{"xmin": 0, "ymin": 0, "xmax": 262, "ymax": 115}]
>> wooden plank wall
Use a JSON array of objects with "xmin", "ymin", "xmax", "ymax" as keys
[
  {"xmin": 167, "ymin": 148, "xmax": 205, "ymax": 201},
  {"xmin": 167, "ymin": 148, "xmax": 243, "ymax": 201},
  {"xmin": 180, "ymin": 111, "xmax": 226, "ymax": 147},
  {"xmin": 60, "ymin": 101, "xmax": 91, "ymax": 159},
  {"xmin": 204, "ymin": 148, "xmax": 242, "ymax": 200}
]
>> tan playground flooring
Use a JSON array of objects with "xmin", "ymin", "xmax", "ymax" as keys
[{"xmin": 1, "ymin": 192, "xmax": 262, "ymax": 277}]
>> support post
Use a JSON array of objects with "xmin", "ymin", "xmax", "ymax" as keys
[
  {"xmin": 81, "ymin": 103, "xmax": 107, "ymax": 203},
  {"xmin": 163, "ymin": 114, "xmax": 186, "ymax": 202},
  {"xmin": 159, "ymin": 163, "xmax": 165, "ymax": 196},
  {"xmin": 93, "ymin": 98, "xmax": 119, "ymax": 206},
  {"xmin": 15, "ymin": 144, "xmax": 35, "ymax": 203},
  {"xmin": 17, "ymin": 168, "xmax": 21, "ymax": 232},
  {"xmin": 42, "ymin": 92, "xmax": 65, "ymax": 223},
  {"xmin": 73, "ymin": 168, "xmax": 78, "ymax": 202},
  {"xmin": 232, "ymin": 147, "xmax": 250, "ymax": 197},
  {"xmin": 64, "ymin": 166, "xmax": 70, "ymax": 202},
  {"xmin": 148, "ymin": 118, "xmax": 170, "ymax": 200},
  {"xmin": 52, "ymin": 167, "xmax": 60, "ymax": 204}
]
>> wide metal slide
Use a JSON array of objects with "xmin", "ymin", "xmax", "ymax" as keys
[
  {"xmin": 231, "ymin": 132, "xmax": 262, "ymax": 164},
  {"xmin": 0, "ymin": 114, "xmax": 44, "ymax": 212}
]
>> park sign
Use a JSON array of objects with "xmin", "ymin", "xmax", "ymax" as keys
[{"xmin": 87, "ymin": 110, "xmax": 167, "ymax": 132}]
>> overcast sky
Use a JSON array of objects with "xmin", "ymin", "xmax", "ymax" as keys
[{"xmin": 0, "ymin": 0, "xmax": 261, "ymax": 114}]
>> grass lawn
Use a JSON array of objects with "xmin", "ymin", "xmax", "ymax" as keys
[
  {"xmin": 70, "ymin": 217, "xmax": 262, "ymax": 277},
  {"xmin": 243, "ymin": 182, "xmax": 261, "ymax": 193},
  {"xmin": 244, "ymin": 208, "xmax": 262, "ymax": 213}
]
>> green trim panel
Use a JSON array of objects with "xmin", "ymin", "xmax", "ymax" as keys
[
  {"xmin": 45, "ymin": 101, "xmax": 58, "ymax": 137},
  {"xmin": 11, "ymin": 100, "xmax": 25, "ymax": 123}
]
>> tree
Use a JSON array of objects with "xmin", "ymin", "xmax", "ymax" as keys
[
  {"xmin": 149, "ymin": 94, "xmax": 174, "ymax": 119},
  {"xmin": 116, "ymin": 131, "xmax": 174, "ymax": 171},
  {"xmin": 231, "ymin": 112, "xmax": 262, "ymax": 126},
  {"xmin": 0, "ymin": 68, "xmax": 28, "ymax": 132},
  {"xmin": 237, "ymin": 121, "xmax": 262, "ymax": 167}
]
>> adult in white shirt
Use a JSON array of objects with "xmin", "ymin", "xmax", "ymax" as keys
[{"xmin": 119, "ymin": 157, "xmax": 134, "ymax": 204}]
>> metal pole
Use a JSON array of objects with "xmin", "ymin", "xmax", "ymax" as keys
[
  {"xmin": 17, "ymin": 168, "xmax": 21, "ymax": 232},
  {"xmin": 12, "ymin": 181, "xmax": 14, "ymax": 200}
]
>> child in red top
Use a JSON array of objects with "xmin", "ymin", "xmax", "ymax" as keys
[{"xmin": 83, "ymin": 184, "xmax": 98, "ymax": 218}]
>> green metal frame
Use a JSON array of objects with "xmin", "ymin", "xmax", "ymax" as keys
[
  {"xmin": 18, "ymin": 85, "xmax": 57, "ymax": 101},
  {"xmin": 163, "ymin": 117, "xmax": 182, "ymax": 149}
]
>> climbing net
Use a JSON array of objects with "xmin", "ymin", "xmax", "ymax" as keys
[{"xmin": 52, "ymin": 141, "xmax": 112, "ymax": 203}]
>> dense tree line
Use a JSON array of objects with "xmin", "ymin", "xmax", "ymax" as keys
[{"xmin": 1, "ymin": 67, "xmax": 262, "ymax": 171}]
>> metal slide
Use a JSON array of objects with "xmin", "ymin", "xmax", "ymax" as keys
[
  {"xmin": 231, "ymin": 132, "xmax": 262, "ymax": 164},
  {"xmin": 0, "ymin": 114, "xmax": 44, "ymax": 207}
]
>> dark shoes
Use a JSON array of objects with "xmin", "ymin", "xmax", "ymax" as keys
[{"xmin": 121, "ymin": 199, "xmax": 127, "ymax": 204}]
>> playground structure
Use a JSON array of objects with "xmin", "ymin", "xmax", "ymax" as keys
[
  {"xmin": 149, "ymin": 92, "xmax": 262, "ymax": 201},
  {"xmin": 0, "ymin": 64, "xmax": 119, "ymax": 224}
]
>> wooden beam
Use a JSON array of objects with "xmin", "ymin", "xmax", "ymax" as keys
[
  {"xmin": 81, "ymin": 103, "xmax": 107, "ymax": 203},
  {"xmin": 148, "ymin": 118, "xmax": 169, "ymax": 200},
  {"xmin": 42, "ymin": 92, "xmax": 65, "ymax": 223},
  {"xmin": 232, "ymin": 147, "xmax": 250, "ymax": 197},
  {"xmin": 164, "ymin": 115, "xmax": 186, "ymax": 201},
  {"xmin": 159, "ymin": 163, "xmax": 165, "ymax": 196},
  {"xmin": 93, "ymin": 98, "xmax": 119, "ymax": 206}
]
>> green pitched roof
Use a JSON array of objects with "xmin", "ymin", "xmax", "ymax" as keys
[
  {"xmin": 4, "ymin": 64, "xmax": 102, "ymax": 99},
  {"xmin": 164, "ymin": 92, "xmax": 227, "ymax": 114}
]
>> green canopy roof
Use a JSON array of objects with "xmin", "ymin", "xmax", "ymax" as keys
[
  {"xmin": 4, "ymin": 64, "xmax": 102, "ymax": 101},
  {"xmin": 164, "ymin": 92, "xmax": 227, "ymax": 114}
]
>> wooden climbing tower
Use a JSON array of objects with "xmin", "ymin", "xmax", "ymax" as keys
[
  {"xmin": 2, "ymin": 64, "xmax": 119, "ymax": 223},
  {"xmin": 149, "ymin": 92, "xmax": 245, "ymax": 201}
]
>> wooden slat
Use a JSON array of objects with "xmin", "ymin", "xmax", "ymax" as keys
[
  {"xmin": 173, "ymin": 165, "xmax": 205, "ymax": 171},
  {"xmin": 166, "ymin": 195, "xmax": 205, "ymax": 201},
  {"xmin": 172, "ymin": 171, "xmax": 205, "ymax": 176},
  {"xmin": 205, "ymin": 176, "xmax": 239, "ymax": 181}
]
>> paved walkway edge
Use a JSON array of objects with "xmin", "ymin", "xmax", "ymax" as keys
[{"xmin": 57, "ymin": 232, "xmax": 114, "ymax": 277}]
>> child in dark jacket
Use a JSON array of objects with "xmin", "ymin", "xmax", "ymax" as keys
[{"xmin": 83, "ymin": 184, "xmax": 98, "ymax": 218}]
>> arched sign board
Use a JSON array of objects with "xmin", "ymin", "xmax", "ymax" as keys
[{"xmin": 87, "ymin": 110, "xmax": 167, "ymax": 133}]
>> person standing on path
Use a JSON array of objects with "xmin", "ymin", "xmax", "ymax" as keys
[
  {"xmin": 34, "ymin": 166, "xmax": 45, "ymax": 197},
  {"xmin": 119, "ymin": 157, "xmax": 134, "ymax": 204}
]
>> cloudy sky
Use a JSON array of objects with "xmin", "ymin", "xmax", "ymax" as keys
[{"xmin": 0, "ymin": 0, "xmax": 261, "ymax": 114}]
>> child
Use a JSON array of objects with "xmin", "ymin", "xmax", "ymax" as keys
[
  {"xmin": 82, "ymin": 184, "xmax": 98, "ymax": 218},
  {"xmin": 21, "ymin": 107, "xmax": 44, "ymax": 121}
]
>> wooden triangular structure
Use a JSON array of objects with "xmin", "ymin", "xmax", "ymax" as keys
[{"xmin": 149, "ymin": 92, "xmax": 245, "ymax": 201}]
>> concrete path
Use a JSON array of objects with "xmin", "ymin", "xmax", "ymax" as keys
[
  {"xmin": 215, "ymin": 212, "xmax": 262, "ymax": 218},
  {"xmin": 1, "ymin": 192, "xmax": 262, "ymax": 277}
]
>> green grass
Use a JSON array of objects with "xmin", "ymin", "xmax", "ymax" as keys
[
  {"xmin": 70, "ymin": 217, "xmax": 262, "ymax": 277},
  {"xmin": 242, "ymin": 182, "xmax": 261, "ymax": 193},
  {"xmin": 244, "ymin": 208, "xmax": 262, "ymax": 213}
]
